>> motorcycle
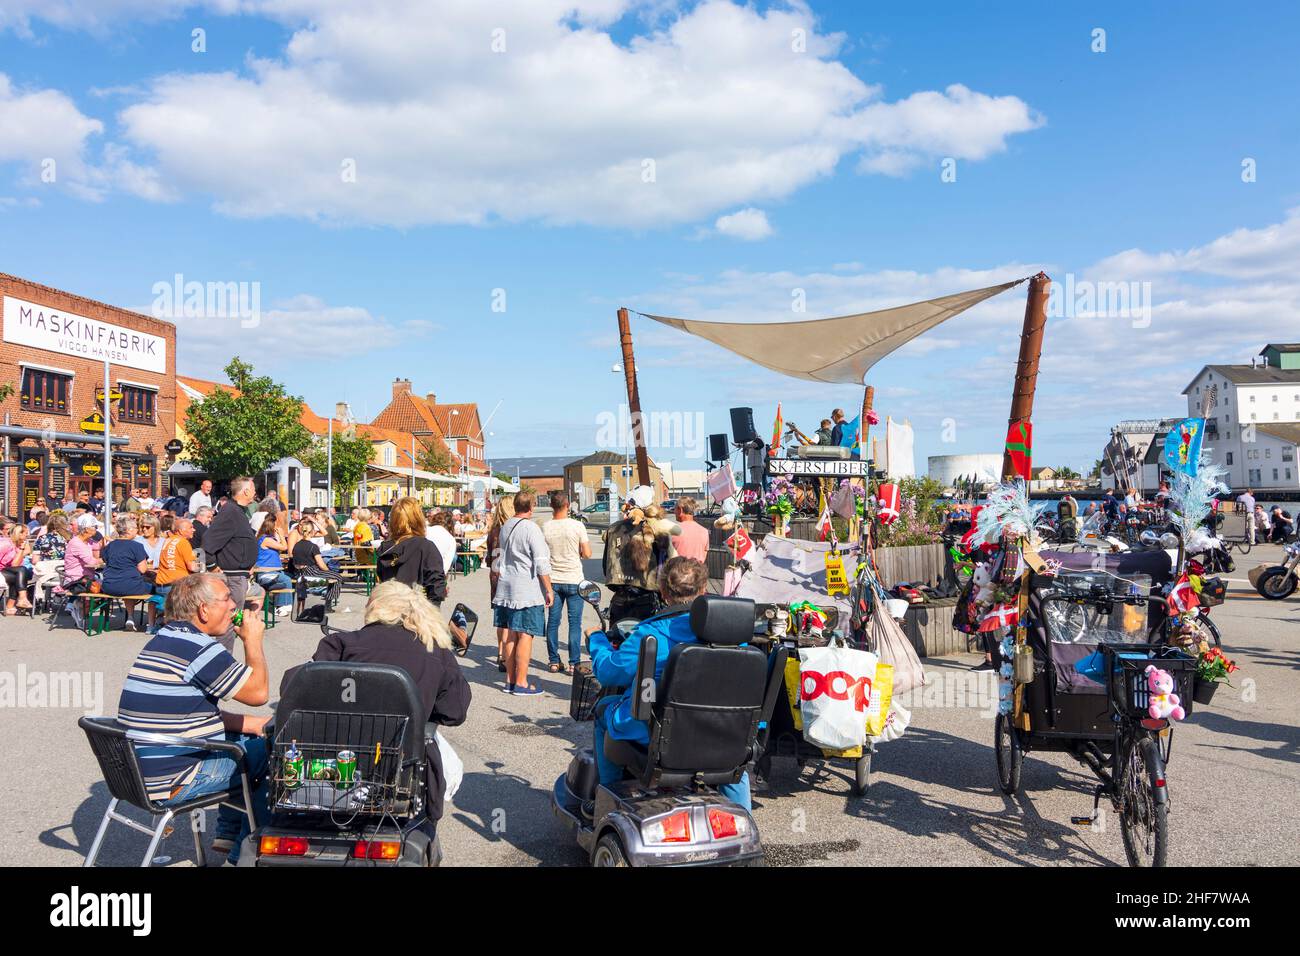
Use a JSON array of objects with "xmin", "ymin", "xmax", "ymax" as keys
[
  {"xmin": 1251, "ymin": 541, "xmax": 1300, "ymax": 600},
  {"xmin": 551, "ymin": 582, "xmax": 786, "ymax": 866}
]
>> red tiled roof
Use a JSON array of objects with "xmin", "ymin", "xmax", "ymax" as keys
[{"xmin": 431, "ymin": 402, "xmax": 481, "ymax": 437}]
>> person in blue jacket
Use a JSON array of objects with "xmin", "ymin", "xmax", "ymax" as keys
[{"xmin": 587, "ymin": 556, "xmax": 751, "ymax": 809}]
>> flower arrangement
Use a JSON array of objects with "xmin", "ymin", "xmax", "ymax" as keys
[
  {"xmin": 1196, "ymin": 643, "xmax": 1238, "ymax": 685},
  {"xmin": 866, "ymin": 409, "xmax": 880, "ymax": 426},
  {"xmin": 763, "ymin": 477, "xmax": 795, "ymax": 518}
]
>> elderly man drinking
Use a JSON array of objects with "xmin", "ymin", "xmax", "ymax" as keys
[{"xmin": 117, "ymin": 573, "xmax": 271, "ymax": 865}]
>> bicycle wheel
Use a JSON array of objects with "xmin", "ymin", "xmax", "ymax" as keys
[
  {"xmin": 1118, "ymin": 736, "xmax": 1168, "ymax": 867},
  {"xmin": 1195, "ymin": 613, "xmax": 1222, "ymax": 648},
  {"xmin": 995, "ymin": 712, "xmax": 1022, "ymax": 795}
]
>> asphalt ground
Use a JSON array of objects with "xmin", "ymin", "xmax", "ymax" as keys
[{"xmin": 3, "ymin": 533, "xmax": 1296, "ymax": 867}]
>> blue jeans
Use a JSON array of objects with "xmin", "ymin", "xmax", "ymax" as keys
[
  {"xmin": 256, "ymin": 571, "xmax": 294, "ymax": 607},
  {"xmin": 546, "ymin": 583, "xmax": 584, "ymax": 666},
  {"xmin": 593, "ymin": 705, "xmax": 751, "ymax": 810},
  {"xmin": 164, "ymin": 732, "xmax": 269, "ymax": 864}
]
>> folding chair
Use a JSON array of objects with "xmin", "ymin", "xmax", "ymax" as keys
[{"xmin": 78, "ymin": 717, "xmax": 256, "ymax": 867}]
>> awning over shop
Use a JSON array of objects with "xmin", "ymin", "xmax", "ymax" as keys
[
  {"xmin": 368, "ymin": 465, "xmax": 465, "ymax": 485},
  {"xmin": 640, "ymin": 278, "xmax": 1026, "ymax": 385}
]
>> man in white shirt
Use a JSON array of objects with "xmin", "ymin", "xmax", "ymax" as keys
[
  {"xmin": 542, "ymin": 492, "xmax": 591, "ymax": 673},
  {"xmin": 425, "ymin": 511, "xmax": 458, "ymax": 577},
  {"xmin": 188, "ymin": 479, "xmax": 214, "ymax": 516}
]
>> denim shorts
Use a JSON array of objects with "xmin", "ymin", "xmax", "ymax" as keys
[{"xmin": 496, "ymin": 603, "xmax": 545, "ymax": 636}]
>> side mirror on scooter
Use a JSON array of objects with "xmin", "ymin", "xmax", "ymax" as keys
[{"xmin": 578, "ymin": 580, "xmax": 602, "ymax": 606}]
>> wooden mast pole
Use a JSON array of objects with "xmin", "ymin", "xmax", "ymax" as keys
[
  {"xmin": 1001, "ymin": 272, "xmax": 1051, "ymax": 481},
  {"xmin": 617, "ymin": 308, "xmax": 653, "ymax": 490}
]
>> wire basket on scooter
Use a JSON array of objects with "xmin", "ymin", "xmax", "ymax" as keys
[
  {"xmin": 1100, "ymin": 644, "xmax": 1196, "ymax": 721},
  {"xmin": 270, "ymin": 710, "xmax": 414, "ymax": 817},
  {"xmin": 569, "ymin": 670, "xmax": 603, "ymax": 722}
]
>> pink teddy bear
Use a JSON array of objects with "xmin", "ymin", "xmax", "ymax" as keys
[{"xmin": 1145, "ymin": 665, "xmax": 1186, "ymax": 722}]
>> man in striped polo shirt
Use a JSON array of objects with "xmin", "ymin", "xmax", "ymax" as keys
[{"xmin": 117, "ymin": 573, "xmax": 270, "ymax": 865}]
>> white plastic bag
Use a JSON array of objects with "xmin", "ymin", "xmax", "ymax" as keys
[
  {"xmin": 797, "ymin": 643, "xmax": 879, "ymax": 751},
  {"xmin": 435, "ymin": 730, "xmax": 464, "ymax": 802},
  {"xmin": 871, "ymin": 700, "xmax": 912, "ymax": 743}
]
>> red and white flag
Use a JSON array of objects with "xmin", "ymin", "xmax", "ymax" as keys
[
  {"xmin": 961, "ymin": 505, "xmax": 985, "ymax": 551},
  {"xmin": 725, "ymin": 525, "xmax": 754, "ymax": 561},
  {"xmin": 1166, "ymin": 573, "xmax": 1197, "ymax": 614},
  {"xmin": 815, "ymin": 502, "xmax": 833, "ymax": 540},
  {"xmin": 978, "ymin": 601, "xmax": 1019, "ymax": 632},
  {"xmin": 877, "ymin": 483, "xmax": 901, "ymax": 525}
]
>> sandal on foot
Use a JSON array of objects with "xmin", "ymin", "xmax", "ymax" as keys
[{"xmin": 548, "ymin": 662, "xmax": 569, "ymax": 674}]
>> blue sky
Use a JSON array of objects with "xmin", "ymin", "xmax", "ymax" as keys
[{"xmin": 2, "ymin": 1, "xmax": 1297, "ymax": 477}]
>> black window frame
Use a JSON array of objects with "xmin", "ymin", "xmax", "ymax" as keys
[
  {"xmin": 117, "ymin": 384, "xmax": 157, "ymax": 425},
  {"xmin": 20, "ymin": 367, "xmax": 71, "ymax": 415}
]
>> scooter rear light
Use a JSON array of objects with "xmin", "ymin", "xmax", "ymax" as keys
[
  {"xmin": 707, "ymin": 808, "xmax": 740, "ymax": 839},
  {"xmin": 1155, "ymin": 778, "xmax": 1166, "ymax": 788},
  {"xmin": 259, "ymin": 836, "xmax": 309, "ymax": 856},
  {"xmin": 642, "ymin": 810, "xmax": 692, "ymax": 844},
  {"xmin": 353, "ymin": 839, "xmax": 401, "ymax": 860}
]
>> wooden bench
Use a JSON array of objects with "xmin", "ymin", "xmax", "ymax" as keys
[
  {"xmin": 337, "ymin": 564, "xmax": 376, "ymax": 595},
  {"xmin": 263, "ymin": 590, "xmax": 295, "ymax": 628},
  {"xmin": 79, "ymin": 593, "xmax": 153, "ymax": 636}
]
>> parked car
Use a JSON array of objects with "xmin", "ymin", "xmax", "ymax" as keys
[{"xmin": 578, "ymin": 500, "xmax": 612, "ymax": 526}]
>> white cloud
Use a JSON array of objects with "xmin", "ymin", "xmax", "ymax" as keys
[
  {"xmin": 0, "ymin": 1, "xmax": 244, "ymax": 35},
  {"xmin": 0, "ymin": 73, "xmax": 103, "ymax": 182},
  {"xmin": 166, "ymin": 292, "xmax": 430, "ymax": 372},
  {"xmin": 714, "ymin": 207, "xmax": 773, "ymax": 241},
  {"xmin": 15, "ymin": 0, "xmax": 1042, "ymax": 228}
]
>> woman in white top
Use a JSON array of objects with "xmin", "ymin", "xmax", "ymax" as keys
[{"xmin": 426, "ymin": 511, "xmax": 459, "ymax": 577}]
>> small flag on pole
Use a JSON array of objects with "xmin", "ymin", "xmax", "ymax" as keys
[{"xmin": 770, "ymin": 402, "xmax": 783, "ymax": 457}]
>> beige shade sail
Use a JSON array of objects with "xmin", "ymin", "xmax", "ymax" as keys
[{"xmin": 640, "ymin": 278, "xmax": 1026, "ymax": 385}]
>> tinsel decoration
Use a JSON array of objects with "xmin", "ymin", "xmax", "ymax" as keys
[
  {"xmin": 1169, "ymin": 461, "xmax": 1230, "ymax": 555},
  {"xmin": 971, "ymin": 479, "xmax": 1050, "ymax": 550}
]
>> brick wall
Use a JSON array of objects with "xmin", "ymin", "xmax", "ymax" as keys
[{"xmin": 0, "ymin": 274, "xmax": 177, "ymax": 516}]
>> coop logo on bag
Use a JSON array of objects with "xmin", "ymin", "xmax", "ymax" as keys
[{"xmin": 800, "ymin": 669, "xmax": 873, "ymax": 712}]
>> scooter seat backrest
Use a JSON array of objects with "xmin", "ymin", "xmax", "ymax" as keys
[
  {"xmin": 651, "ymin": 641, "xmax": 768, "ymax": 777},
  {"xmin": 688, "ymin": 594, "xmax": 754, "ymax": 646},
  {"xmin": 277, "ymin": 661, "xmax": 425, "ymax": 762}
]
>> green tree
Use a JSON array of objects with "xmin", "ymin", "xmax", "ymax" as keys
[
  {"xmin": 303, "ymin": 427, "xmax": 375, "ymax": 508},
  {"xmin": 1089, "ymin": 459, "xmax": 1104, "ymax": 479},
  {"xmin": 417, "ymin": 437, "xmax": 457, "ymax": 475},
  {"xmin": 184, "ymin": 357, "xmax": 313, "ymax": 480},
  {"xmin": 1055, "ymin": 465, "xmax": 1080, "ymax": 479},
  {"xmin": 0, "ymin": 382, "xmax": 13, "ymax": 403}
]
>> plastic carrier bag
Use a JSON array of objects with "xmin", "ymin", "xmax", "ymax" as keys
[{"xmin": 797, "ymin": 642, "xmax": 880, "ymax": 751}]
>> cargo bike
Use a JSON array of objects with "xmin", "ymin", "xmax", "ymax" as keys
[{"xmin": 994, "ymin": 547, "xmax": 1198, "ymax": 867}]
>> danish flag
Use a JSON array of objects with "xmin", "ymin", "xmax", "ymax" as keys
[
  {"xmin": 1166, "ymin": 573, "xmax": 1197, "ymax": 614},
  {"xmin": 726, "ymin": 525, "xmax": 754, "ymax": 561},
  {"xmin": 877, "ymin": 483, "xmax": 901, "ymax": 525},
  {"xmin": 978, "ymin": 601, "xmax": 1019, "ymax": 632}
]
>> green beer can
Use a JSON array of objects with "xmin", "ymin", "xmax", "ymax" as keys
[
  {"xmin": 284, "ymin": 740, "xmax": 304, "ymax": 791},
  {"xmin": 308, "ymin": 758, "xmax": 339, "ymax": 782},
  {"xmin": 336, "ymin": 750, "xmax": 358, "ymax": 788}
]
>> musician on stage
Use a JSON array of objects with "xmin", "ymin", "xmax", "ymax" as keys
[
  {"xmin": 814, "ymin": 419, "xmax": 833, "ymax": 445},
  {"xmin": 829, "ymin": 408, "xmax": 848, "ymax": 445}
]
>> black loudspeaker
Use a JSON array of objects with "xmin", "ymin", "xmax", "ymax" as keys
[
  {"xmin": 729, "ymin": 407, "xmax": 760, "ymax": 446},
  {"xmin": 708, "ymin": 433, "xmax": 730, "ymax": 462}
]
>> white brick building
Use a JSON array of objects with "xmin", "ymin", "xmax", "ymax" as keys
[{"xmin": 1179, "ymin": 344, "xmax": 1300, "ymax": 491}]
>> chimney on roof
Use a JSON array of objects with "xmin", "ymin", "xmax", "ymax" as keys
[
  {"xmin": 335, "ymin": 402, "xmax": 352, "ymax": 424},
  {"xmin": 1251, "ymin": 357, "xmax": 1257, "ymax": 369},
  {"xmin": 393, "ymin": 378, "xmax": 411, "ymax": 398},
  {"xmin": 426, "ymin": 392, "xmax": 437, "ymax": 407}
]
